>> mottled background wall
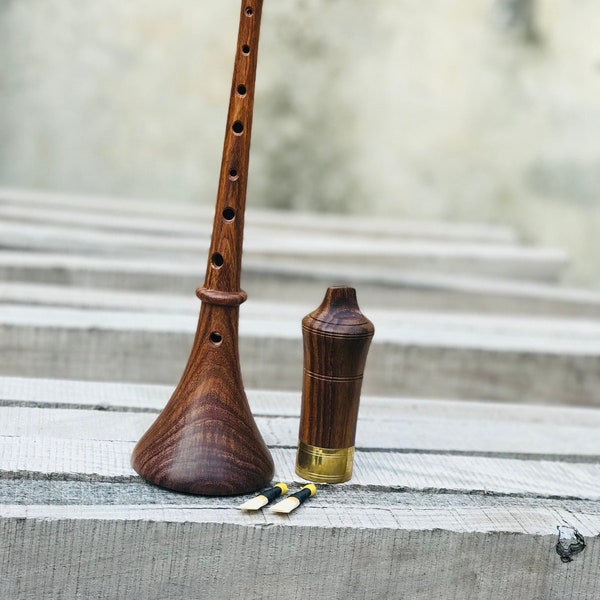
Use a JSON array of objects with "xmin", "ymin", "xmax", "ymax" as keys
[{"xmin": 1, "ymin": 0, "xmax": 600, "ymax": 283}]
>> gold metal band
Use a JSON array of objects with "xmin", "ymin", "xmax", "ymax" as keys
[{"xmin": 295, "ymin": 441, "xmax": 354, "ymax": 483}]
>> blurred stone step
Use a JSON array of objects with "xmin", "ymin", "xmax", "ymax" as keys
[
  {"xmin": 0, "ymin": 186, "xmax": 518, "ymax": 244},
  {"xmin": 3, "ymin": 253, "xmax": 595, "ymax": 317},
  {"xmin": 2, "ymin": 302, "xmax": 600, "ymax": 406},
  {"xmin": 0, "ymin": 219, "xmax": 567, "ymax": 280}
]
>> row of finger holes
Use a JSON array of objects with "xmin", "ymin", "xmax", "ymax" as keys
[
  {"xmin": 242, "ymin": 7, "xmax": 252, "ymax": 51},
  {"xmin": 211, "ymin": 4, "xmax": 251, "ymax": 347},
  {"xmin": 234, "ymin": 8, "xmax": 251, "ymax": 173},
  {"xmin": 209, "ymin": 202, "xmax": 236, "ymax": 345},
  {"xmin": 210, "ymin": 207, "xmax": 235, "ymax": 267}
]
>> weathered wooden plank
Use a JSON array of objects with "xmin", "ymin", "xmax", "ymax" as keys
[
  {"xmin": 3, "ymin": 376, "xmax": 600, "ymax": 429},
  {"xmin": 2, "ymin": 498, "xmax": 599, "ymax": 537},
  {"xmin": 0, "ymin": 478, "xmax": 596, "ymax": 520},
  {"xmin": 0, "ymin": 371, "xmax": 597, "ymax": 598},
  {"xmin": 1, "ymin": 437, "xmax": 598, "ymax": 499},
  {"xmin": 0, "ymin": 220, "xmax": 567, "ymax": 280},
  {"xmin": 1, "ymin": 505, "xmax": 597, "ymax": 600},
  {"xmin": 0, "ymin": 186, "xmax": 519, "ymax": 243},
  {"xmin": 1, "ymin": 404, "xmax": 600, "ymax": 460},
  {"xmin": 0, "ymin": 376, "xmax": 176, "ymax": 412},
  {"xmin": 2, "ymin": 304, "xmax": 600, "ymax": 405}
]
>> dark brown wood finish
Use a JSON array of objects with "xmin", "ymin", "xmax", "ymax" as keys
[
  {"xmin": 131, "ymin": 0, "xmax": 274, "ymax": 495},
  {"xmin": 299, "ymin": 287, "xmax": 375, "ymax": 449}
]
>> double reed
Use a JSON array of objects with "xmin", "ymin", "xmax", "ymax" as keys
[{"xmin": 131, "ymin": 0, "xmax": 274, "ymax": 495}]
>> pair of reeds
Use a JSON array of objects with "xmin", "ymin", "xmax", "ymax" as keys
[{"xmin": 238, "ymin": 483, "xmax": 316, "ymax": 514}]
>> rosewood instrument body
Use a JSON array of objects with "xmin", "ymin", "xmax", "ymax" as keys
[
  {"xmin": 131, "ymin": 0, "xmax": 274, "ymax": 495},
  {"xmin": 296, "ymin": 287, "xmax": 374, "ymax": 483}
]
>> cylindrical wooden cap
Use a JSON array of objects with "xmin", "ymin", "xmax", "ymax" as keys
[{"xmin": 296, "ymin": 286, "xmax": 374, "ymax": 483}]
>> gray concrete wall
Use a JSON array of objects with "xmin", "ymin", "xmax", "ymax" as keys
[{"xmin": 1, "ymin": 0, "xmax": 600, "ymax": 283}]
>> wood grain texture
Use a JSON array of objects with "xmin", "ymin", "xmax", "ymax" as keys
[
  {"xmin": 5, "ymin": 436, "xmax": 600, "ymax": 500},
  {"xmin": 300, "ymin": 287, "xmax": 374, "ymax": 449},
  {"xmin": 1, "ymin": 511, "xmax": 597, "ymax": 600},
  {"xmin": 131, "ymin": 0, "xmax": 274, "ymax": 495},
  {"xmin": 132, "ymin": 304, "xmax": 273, "ymax": 495}
]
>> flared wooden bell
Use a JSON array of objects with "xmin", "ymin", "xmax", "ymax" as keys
[{"xmin": 132, "ymin": 301, "xmax": 274, "ymax": 495}]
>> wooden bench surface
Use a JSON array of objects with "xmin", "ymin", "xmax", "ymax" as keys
[{"xmin": 0, "ymin": 377, "xmax": 597, "ymax": 599}]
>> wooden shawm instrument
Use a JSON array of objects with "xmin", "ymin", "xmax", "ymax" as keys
[{"xmin": 131, "ymin": 0, "xmax": 274, "ymax": 495}]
